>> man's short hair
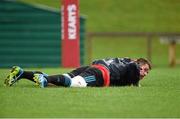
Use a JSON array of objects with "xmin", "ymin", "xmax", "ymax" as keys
[{"xmin": 136, "ymin": 58, "xmax": 152, "ymax": 70}]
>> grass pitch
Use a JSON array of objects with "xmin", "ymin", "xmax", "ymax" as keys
[
  {"xmin": 0, "ymin": 67, "xmax": 180, "ymax": 118},
  {"xmin": 1, "ymin": 0, "xmax": 180, "ymax": 118}
]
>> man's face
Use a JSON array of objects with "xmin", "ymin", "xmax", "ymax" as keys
[{"xmin": 139, "ymin": 64, "xmax": 150, "ymax": 79}]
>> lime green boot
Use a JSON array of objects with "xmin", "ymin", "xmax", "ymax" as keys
[{"xmin": 4, "ymin": 66, "xmax": 23, "ymax": 86}]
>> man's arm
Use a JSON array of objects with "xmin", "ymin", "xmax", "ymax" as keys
[
  {"xmin": 127, "ymin": 63, "xmax": 141, "ymax": 87},
  {"xmin": 132, "ymin": 82, "xmax": 141, "ymax": 87}
]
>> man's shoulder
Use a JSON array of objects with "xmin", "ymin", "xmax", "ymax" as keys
[{"xmin": 128, "ymin": 62, "xmax": 140, "ymax": 70}]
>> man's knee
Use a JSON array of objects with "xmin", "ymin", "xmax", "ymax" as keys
[{"xmin": 70, "ymin": 76, "xmax": 87, "ymax": 87}]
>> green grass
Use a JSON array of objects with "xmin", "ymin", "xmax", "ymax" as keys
[
  {"xmin": 0, "ymin": 67, "xmax": 180, "ymax": 118},
  {"xmin": 19, "ymin": 0, "xmax": 180, "ymax": 32}
]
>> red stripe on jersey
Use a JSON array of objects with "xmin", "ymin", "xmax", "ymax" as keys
[{"xmin": 92, "ymin": 65, "xmax": 110, "ymax": 86}]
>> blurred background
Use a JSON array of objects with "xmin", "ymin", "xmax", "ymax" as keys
[{"xmin": 0, "ymin": 0, "xmax": 180, "ymax": 68}]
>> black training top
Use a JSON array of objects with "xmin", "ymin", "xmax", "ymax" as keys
[{"xmin": 92, "ymin": 57, "xmax": 140, "ymax": 86}]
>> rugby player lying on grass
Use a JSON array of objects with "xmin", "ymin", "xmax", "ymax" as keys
[{"xmin": 4, "ymin": 57, "xmax": 151, "ymax": 88}]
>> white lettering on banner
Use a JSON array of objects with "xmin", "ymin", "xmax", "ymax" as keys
[{"xmin": 67, "ymin": 4, "xmax": 77, "ymax": 40}]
